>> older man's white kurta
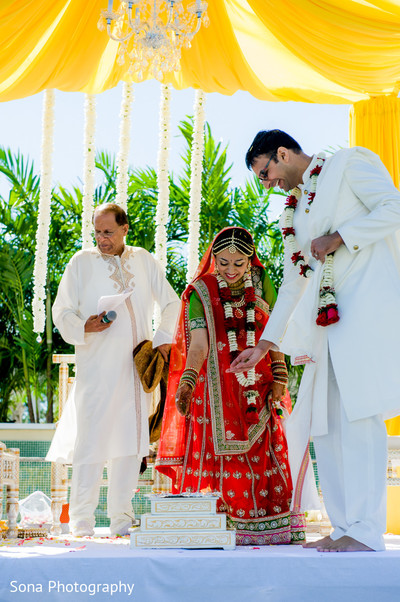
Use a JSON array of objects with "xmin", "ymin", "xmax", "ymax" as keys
[
  {"xmin": 47, "ymin": 246, "xmax": 180, "ymax": 466},
  {"xmin": 261, "ymin": 147, "xmax": 400, "ymax": 549}
]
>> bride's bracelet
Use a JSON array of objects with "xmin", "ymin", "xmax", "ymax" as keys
[
  {"xmin": 273, "ymin": 377, "xmax": 288, "ymax": 386},
  {"xmin": 271, "ymin": 360, "xmax": 288, "ymax": 386},
  {"xmin": 179, "ymin": 367, "xmax": 199, "ymax": 391}
]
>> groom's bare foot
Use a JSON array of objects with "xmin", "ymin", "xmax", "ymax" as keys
[
  {"xmin": 302, "ymin": 535, "xmax": 332, "ymax": 549},
  {"xmin": 317, "ymin": 535, "xmax": 373, "ymax": 552}
]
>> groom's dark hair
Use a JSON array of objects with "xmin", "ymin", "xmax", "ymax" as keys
[{"xmin": 245, "ymin": 129, "xmax": 302, "ymax": 169}]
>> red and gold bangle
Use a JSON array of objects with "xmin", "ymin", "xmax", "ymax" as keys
[{"xmin": 179, "ymin": 367, "xmax": 199, "ymax": 391}]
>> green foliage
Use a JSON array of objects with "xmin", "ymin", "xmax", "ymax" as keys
[{"xmin": 0, "ymin": 117, "xmax": 286, "ymax": 422}]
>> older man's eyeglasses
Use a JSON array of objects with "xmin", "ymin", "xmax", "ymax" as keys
[{"xmin": 258, "ymin": 153, "xmax": 277, "ymax": 182}]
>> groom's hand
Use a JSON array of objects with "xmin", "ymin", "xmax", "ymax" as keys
[
  {"xmin": 227, "ymin": 340, "xmax": 272, "ymax": 373},
  {"xmin": 310, "ymin": 231, "xmax": 343, "ymax": 263}
]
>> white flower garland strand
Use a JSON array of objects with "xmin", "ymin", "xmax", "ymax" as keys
[
  {"xmin": 155, "ymin": 83, "xmax": 171, "ymax": 273},
  {"xmin": 153, "ymin": 83, "xmax": 172, "ymax": 330},
  {"xmin": 282, "ymin": 153, "xmax": 326, "ymax": 279},
  {"xmin": 82, "ymin": 94, "xmax": 96, "ymax": 249},
  {"xmin": 186, "ymin": 90, "xmax": 206, "ymax": 284},
  {"xmin": 318, "ymin": 254, "xmax": 336, "ymax": 308},
  {"xmin": 32, "ymin": 89, "xmax": 55, "ymax": 335},
  {"xmin": 115, "ymin": 82, "xmax": 134, "ymax": 213}
]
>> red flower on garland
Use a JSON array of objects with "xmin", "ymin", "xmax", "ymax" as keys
[
  {"xmin": 316, "ymin": 304, "xmax": 339, "ymax": 327},
  {"xmin": 282, "ymin": 227, "xmax": 295, "ymax": 238},
  {"xmin": 326, "ymin": 304, "xmax": 340, "ymax": 324},
  {"xmin": 308, "ymin": 192, "xmax": 316, "ymax": 204},
  {"xmin": 285, "ymin": 195, "xmax": 298, "ymax": 208},
  {"xmin": 291, "ymin": 251, "xmax": 304, "ymax": 265},
  {"xmin": 299, "ymin": 263, "xmax": 312, "ymax": 277},
  {"xmin": 225, "ymin": 317, "xmax": 238, "ymax": 329},
  {"xmin": 245, "ymin": 405, "xmax": 259, "ymax": 424},
  {"xmin": 244, "ymin": 288, "xmax": 256, "ymax": 303},
  {"xmin": 219, "ymin": 287, "xmax": 231, "ymax": 301},
  {"xmin": 310, "ymin": 165, "xmax": 323, "ymax": 177}
]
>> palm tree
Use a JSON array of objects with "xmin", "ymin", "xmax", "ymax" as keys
[{"xmin": 0, "ymin": 247, "xmax": 38, "ymax": 421}]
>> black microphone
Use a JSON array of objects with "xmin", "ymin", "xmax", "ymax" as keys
[{"xmin": 100, "ymin": 310, "xmax": 117, "ymax": 324}]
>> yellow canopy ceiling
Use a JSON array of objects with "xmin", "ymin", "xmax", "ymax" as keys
[{"xmin": 1, "ymin": 0, "xmax": 400, "ymax": 103}]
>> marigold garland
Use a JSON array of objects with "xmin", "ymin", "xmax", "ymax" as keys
[{"xmin": 282, "ymin": 152, "xmax": 339, "ymax": 326}]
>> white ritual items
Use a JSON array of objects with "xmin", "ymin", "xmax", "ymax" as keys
[{"xmin": 130, "ymin": 494, "xmax": 236, "ymax": 550}]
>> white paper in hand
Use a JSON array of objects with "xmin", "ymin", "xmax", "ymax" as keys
[{"xmin": 97, "ymin": 288, "xmax": 133, "ymax": 315}]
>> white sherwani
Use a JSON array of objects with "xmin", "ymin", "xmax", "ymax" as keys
[
  {"xmin": 261, "ymin": 148, "xmax": 400, "ymax": 549},
  {"xmin": 47, "ymin": 245, "xmax": 180, "ymax": 466}
]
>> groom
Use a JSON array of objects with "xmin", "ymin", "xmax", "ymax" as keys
[{"xmin": 230, "ymin": 129, "xmax": 400, "ymax": 552}]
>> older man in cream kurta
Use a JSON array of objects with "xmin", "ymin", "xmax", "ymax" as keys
[
  {"xmin": 47, "ymin": 205, "xmax": 180, "ymax": 537},
  {"xmin": 231, "ymin": 130, "xmax": 400, "ymax": 552}
]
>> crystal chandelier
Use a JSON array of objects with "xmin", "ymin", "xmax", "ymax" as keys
[{"xmin": 98, "ymin": 1, "xmax": 209, "ymax": 81}]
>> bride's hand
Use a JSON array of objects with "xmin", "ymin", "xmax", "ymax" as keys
[
  {"xmin": 175, "ymin": 383, "xmax": 193, "ymax": 416},
  {"xmin": 270, "ymin": 381, "xmax": 286, "ymax": 403}
]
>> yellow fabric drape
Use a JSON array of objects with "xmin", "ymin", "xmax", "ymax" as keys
[
  {"xmin": 350, "ymin": 95, "xmax": 400, "ymax": 434},
  {"xmin": 248, "ymin": 0, "xmax": 400, "ymax": 97},
  {"xmin": 349, "ymin": 96, "xmax": 400, "ymax": 189},
  {"xmin": 386, "ymin": 416, "xmax": 400, "ymax": 436},
  {"xmin": 1, "ymin": 0, "xmax": 400, "ymax": 101}
]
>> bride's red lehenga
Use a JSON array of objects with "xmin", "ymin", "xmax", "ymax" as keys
[{"xmin": 156, "ymin": 232, "xmax": 306, "ymax": 545}]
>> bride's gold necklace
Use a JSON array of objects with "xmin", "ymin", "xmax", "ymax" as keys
[{"xmin": 227, "ymin": 276, "xmax": 245, "ymax": 296}]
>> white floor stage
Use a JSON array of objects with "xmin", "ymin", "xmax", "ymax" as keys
[{"xmin": 1, "ymin": 531, "xmax": 400, "ymax": 602}]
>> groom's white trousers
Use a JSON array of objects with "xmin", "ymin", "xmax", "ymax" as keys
[{"xmin": 312, "ymin": 356, "xmax": 387, "ymax": 551}]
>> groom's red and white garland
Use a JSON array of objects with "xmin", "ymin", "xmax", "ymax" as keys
[{"xmin": 282, "ymin": 153, "xmax": 340, "ymax": 327}]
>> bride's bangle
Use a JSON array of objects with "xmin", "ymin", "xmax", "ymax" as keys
[{"xmin": 179, "ymin": 367, "xmax": 199, "ymax": 391}]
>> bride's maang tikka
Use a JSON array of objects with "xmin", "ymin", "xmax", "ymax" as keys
[
  {"xmin": 228, "ymin": 230, "xmax": 237, "ymax": 254},
  {"xmin": 212, "ymin": 228, "xmax": 254, "ymax": 257}
]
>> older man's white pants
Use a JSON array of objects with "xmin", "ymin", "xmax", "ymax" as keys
[
  {"xmin": 69, "ymin": 455, "xmax": 141, "ymax": 532},
  {"xmin": 312, "ymin": 357, "xmax": 387, "ymax": 551}
]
